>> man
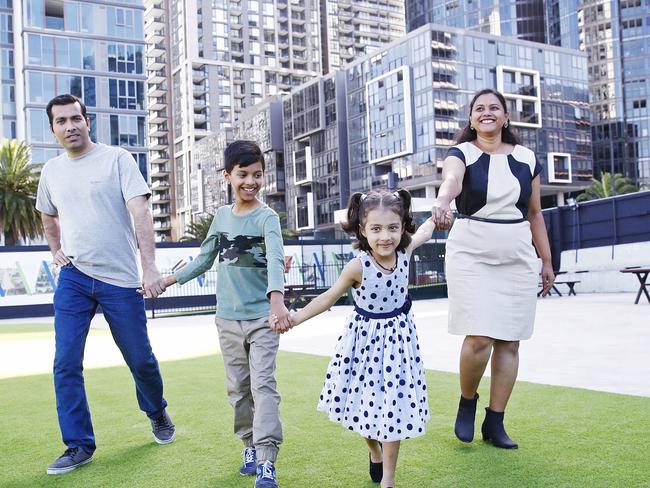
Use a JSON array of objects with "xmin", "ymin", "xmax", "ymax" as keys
[{"xmin": 36, "ymin": 94, "xmax": 175, "ymax": 475}]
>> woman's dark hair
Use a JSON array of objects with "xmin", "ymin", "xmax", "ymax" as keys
[
  {"xmin": 224, "ymin": 140, "xmax": 265, "ymax": 172},
  {"xmin": 455, "ymin": 88, "xmax": 522, "ymax": 145},
  {"xmin": 341, "ymin": 188, "xmax": 416, "ymax": 252},
  {"xmin": 46, "ymin": 94, "xmax": 87, "ymax": 128}
]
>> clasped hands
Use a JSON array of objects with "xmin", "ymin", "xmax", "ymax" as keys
[
  {"xmin": 269, "ymin": 311, "xmax": 296, "ymax": 334},
  {"xmin": 431, "ymin": 200, "xmax": 453, "ymax": 230}
]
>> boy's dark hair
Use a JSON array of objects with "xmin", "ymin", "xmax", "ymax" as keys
[
  {"xmin": 46, "ymin": 94, "xmax": 88, "ymax": 128},
  {"xmin": 455, "ymin": 88, "xmax": 522, "ymax": 145},
  {"xmin": 342, "ymin": 188, "xmax": 416, "ymax": 252},
  {"xmin": 224, "ymin": 140, "xmax": 265, "ymax": 173}
]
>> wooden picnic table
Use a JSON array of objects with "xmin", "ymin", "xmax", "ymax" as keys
[
  {"xmin": 284, "ymin": 283, "xmax": 318, "ymax": 311},
  {"xmin": 619, "ymin": 267, "xmax": 650, "ymax": 304}
]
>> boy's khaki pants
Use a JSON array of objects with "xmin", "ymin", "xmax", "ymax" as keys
[{"xmin": 215, "ymin": 316, "xmax": 282, "ymax": 463}]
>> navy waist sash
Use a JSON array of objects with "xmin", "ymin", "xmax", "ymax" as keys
[
  {"xmin": 354, "ymin": 295, "xmax": 412, "ymax": 319},
  {"xmin": 456, "ymin": 213, "xmax": 526, "ymax": 224}
]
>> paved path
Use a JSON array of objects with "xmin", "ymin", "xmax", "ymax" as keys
[{"xmin": 1, "ymin": 293, "xmax": 648, "ymax": 397}]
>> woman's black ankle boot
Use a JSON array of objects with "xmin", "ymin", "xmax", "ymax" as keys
[
  {"xmin": 481, "ymin": 408, "xmax": 518, "ymax": 449},
  {"xmin": 454, "ymin": 393, "xmax": 479, "ymax": 442}
]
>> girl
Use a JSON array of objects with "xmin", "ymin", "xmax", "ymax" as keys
[{"xmin": 272, "ymin": 189, "xmax": 436, "ymax": 488}]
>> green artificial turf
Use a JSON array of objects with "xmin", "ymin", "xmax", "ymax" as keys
[{"xmin": 0, "ymin": 352, "xmax": 648, "ymax": 488}]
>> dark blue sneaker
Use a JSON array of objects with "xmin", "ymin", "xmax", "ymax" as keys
[
  {"xmin": 151, "ymin": 410, "xmax": 176, "ymax": 444},
  {"xmin": 239, "ymin": 447, "xmax": 256, "ymax": 476},
  {"xmin": 46, "ymin": 447, "xmax": 93, "ymax": 475},
  {"xmin": 255, "ymin": 461, "xmax": 279, "ymax": 488}
]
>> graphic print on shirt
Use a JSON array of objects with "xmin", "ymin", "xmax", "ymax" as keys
[{"xmin": 216, "ymin": 233, "xmax": 267, "ymax": 268}]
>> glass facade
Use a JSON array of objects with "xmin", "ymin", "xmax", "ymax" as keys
[
  {"xmin": 406, "ymin": 0, "xmax": 547, "ymax": 43},
  {"xmin": 281, "ymin": 25, "xmax": 591, "ymax": 234},
  {"xmin": 407, "ymin": 0, "xmax": 650, "ymax": 189},
  {"xmin": 321, "ymin": 0, "xmax": 406, "ymax": 74},
  {"xmin": 17, "ymin": 0, "xmax": 148, "ymax": 176},
  {"xmin": 0, "ymin": 0, "xmax": 15, "ymax": 139}
]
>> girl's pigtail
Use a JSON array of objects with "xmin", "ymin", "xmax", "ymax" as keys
[
  {"xmin": 342, "ymin": 192, "xmax": 364, "ymax": 248},
  {"xmin": 396, "ymin": 189, "xmax": 416, "ymax": 234}
]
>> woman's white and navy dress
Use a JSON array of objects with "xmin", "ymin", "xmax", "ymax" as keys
[
  {"xmin": 317, "ymin": 250, "xmax": 429, "ymax": 441},
  {"xmin": 445, "ymin": 142, "xmax": 543, "ymax": 341}
]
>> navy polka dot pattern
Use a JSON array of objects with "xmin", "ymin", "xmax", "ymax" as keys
[{"xmin": 316, "ymin": 250, "xmax": 430, "ymax": 441}]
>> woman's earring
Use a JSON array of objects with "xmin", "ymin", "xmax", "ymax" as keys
[
  {"xmin": 504, "ymin": 120, "xmax": 509, "ymax": 128},
  {"xmin": 470, "ymin": 125, "xmax": 475, "ymax": 131}
]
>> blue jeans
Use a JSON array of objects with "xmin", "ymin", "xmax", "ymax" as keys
[{"xmin": 53, "ymin": 265, "xmax": 167, "ymax": 453}]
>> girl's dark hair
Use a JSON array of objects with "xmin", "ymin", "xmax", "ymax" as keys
[
  {"xmin": 455, "ymin": 88, "xmax": 522, "ymax": 145},
  {"xmin": 341, "ymin": 188, "xmax": 416, "ymax": 252}
]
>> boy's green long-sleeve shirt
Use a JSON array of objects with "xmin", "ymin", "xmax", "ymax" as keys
[{"xmin": 174, "ymin": 203, "xmax": 285, "ymax": 320}]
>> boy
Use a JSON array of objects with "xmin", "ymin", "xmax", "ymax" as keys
[{"xmin": 164, "ymin": 140, "xmax": 291, "ymax": 488}]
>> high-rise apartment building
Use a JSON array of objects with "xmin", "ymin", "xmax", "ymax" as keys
[
  {"xmin": 279, "ymin": 25, "xmax": 592, "ymax": 236},
  {"xmin": 406, "ymin": 0, "xmax": 547, "ymax": 43},
  {"xmin": 321, "ymin": 0, "xmax": 405, "ymax": 73},
  {"xmin": 8, "ymin": 0, "xmax": 148, "ymax": 175},
  {"xmin": 144, "ymin": 0, "xmax": 323, "ymax": 240},
  {"xmin": 0, "ymin": 0, "xmax": 15, "ymax": 140},
  {"xmin": 405, "ymin": 0, "xmax": 650, "ymax": 189}
]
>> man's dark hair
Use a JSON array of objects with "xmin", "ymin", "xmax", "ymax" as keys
[
  {"xmin": 224, "ymin": 140, "xmax": 265, "ymax": 173},
  {"xmin": 46, "ymin": 94, "xmax": 88, "ymax": 128}
]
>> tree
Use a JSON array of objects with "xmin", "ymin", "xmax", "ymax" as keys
[
  {"xmin": 576, "ymin": 172, "xmax": 638, "ymax": 202},
  {"xmin": 180, "ymin": 213, "xmax": 214, "ymax": 242},
  {"xmin": 0, "ymin": 139, "xmax": 42, "ymax": 246}
]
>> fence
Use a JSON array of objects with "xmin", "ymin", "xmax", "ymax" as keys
[{"xmin": 147, "ymin": 258, "xmax": 446, "ymax": 318}]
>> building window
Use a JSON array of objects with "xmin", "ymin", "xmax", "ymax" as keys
[
  {"xmin": 366, "ymin": 66, "xmax": 414, "ymax": 164},
  {"xmin": 295, "ymin": 192, "xmax": 314, "ymax": 230},
  {"xmin": 547, "ymin": 152, "xmax": 572, "ymax": 183},
  {"xmin": 497, "ymin": 65, "xmax": 542, "ymax": 128},
  {"xmin": 109, "ymin": 79, "xmax": 145, "ymax": 110},
  {"xmin": 110, "ymin": 114, "xmax": 146, "ymax": 146},
  {"xmin": 108, "ymin": 43, "xmax": 143, "ymax": 74}
]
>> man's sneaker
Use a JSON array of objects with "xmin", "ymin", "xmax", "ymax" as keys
[
  {"xmin": 240, "ymin": 447, "xmax": 257, "ymax": 476},
  {"xmin": 255, "ymin": 461, "xmax": 279, "ymax": 488},
  {"xmin": 46, "ymin": 447, "xmax": 93, "ymax": 475},
  {"xmin": 151, "ymin": 410, "xmax": 176, "ymax": 444}
]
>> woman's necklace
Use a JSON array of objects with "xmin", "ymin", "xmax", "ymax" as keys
[{"xmin": 370, "ymin": 251, "xmax": 397, "ymax": 272}]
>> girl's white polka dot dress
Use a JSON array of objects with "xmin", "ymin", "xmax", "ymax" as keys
[{"xmin": 317, "ymin": 250, "xmax": 429, "ymax": 441}]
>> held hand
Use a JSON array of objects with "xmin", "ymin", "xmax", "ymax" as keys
[
  {"xmin": 540, "ymin": 265, "xmax": 555, "ymax": 297},
  {"xmin": 431, "ymin": 200, "xmax": 453, "ymax": 230},
  {"xmin": 141, "ymin": 267, "xmax": 166, "ymax": 299},
  {"xmin": 269, "ymin": 302, "xmax": 292, "ymax": 334},
  {"xmin": 52, "ymin": 249, "xmax": 71, "ymax": 267}
]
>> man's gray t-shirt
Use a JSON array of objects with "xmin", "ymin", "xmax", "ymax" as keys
[{"xmin": 36, "ymin": 143, "xmax": 150, "ymax": 288}]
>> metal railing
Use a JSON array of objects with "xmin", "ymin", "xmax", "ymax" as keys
[{"xmin": 146, "ymin": 258, "xmax": 445, "ymax": 318}]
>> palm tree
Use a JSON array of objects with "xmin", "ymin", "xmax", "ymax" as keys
[
  {"xmin": 576, "ymin": 172, "xmax": 638, "ymax": 202},
  {"xmin": 0, "ymin": 139, "xmax": 42, "ymax": 246},
  {"xmin": 180, "ymin": 213, "xmax": 214, "ymax": 242}
]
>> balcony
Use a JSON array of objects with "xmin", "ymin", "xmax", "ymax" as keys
[
  {"xmin": 152, "ymin": 208, "xmax": 171, "ymax": 217},
  {"xmin": 151, "ymin": 192, "xmax": 170, "ymax": 203},
  {"xmin": 149, "ymin": 97, "xmax": 166, "ymax": 111},
  {"xmin": 150, "ymin": 164, "xmax": 170, "ymax": 176},
  {"xmin": 149, "ymin": 124, "xmax": 168, "ymax": 137},
  {"xmin": 151, "ymin": 180, "xmax": 170, "ymax": 190},
  {"xmin": 145, "ymin": 29, "xmax": 165, "ymax": 44},
  {"xmin": 147, "ymin": 82, "xmax": 166, "ymax": 97},
  {"xmin": 146, "ymin": 42, "xmax": 165, "ymax": 58},
  {"xmin": 193, "ymin": 83, "xmax": 208, "ymax": 96},
  {"xmin": 147, "ymin": 56, "xmax": 166, "ymax": 71},
  {"xmin": 144, "ymin": 3, "xmax": 163, "ymax": 21},
  {"xmin": 150, "ymin": 151, "xmax": 169, "ymax": 164},
  {"xmin": 148, "ymin": 69, "xmax": 165, "ymax": 84},
  {"xmin": 193, "ymin": 113, "xmax": 207, "ymax": 124},
  {"xmin": 192, "ymin": 68, "xmax": 207, "ymax": 82},
  {"xmin": 150, "ymin": 138, "xmax": 168, "ymax": 151},
  {"xmin": 149, "ymin": 111, "xmax": 167, "ymax": 124}
]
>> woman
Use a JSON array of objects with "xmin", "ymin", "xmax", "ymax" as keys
[{"xmin": 432, "ymin": 88, "xmax": 555, "ymax": 449}]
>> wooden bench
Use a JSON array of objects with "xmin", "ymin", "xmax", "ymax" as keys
[{"xmin": 538, "ymin": 280, "xmax": 581, "ymax": 297}]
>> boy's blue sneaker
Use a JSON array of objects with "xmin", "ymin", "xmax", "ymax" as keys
[
  {"xmin": 46, "ymin": 447, "xmax": 93, "ymax": 475},
  {"xmin": 255, "ymin": 461, "xmax": 279, "ymax": 488},
  {"xmin": 240, "ymin": 447, "xmax": 257, "ymax": 475}
]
